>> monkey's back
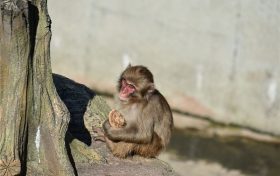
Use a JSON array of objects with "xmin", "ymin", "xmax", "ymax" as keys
[{"xmin": 150, "ymin": 90, "xmax": 173, "ymax": 147}]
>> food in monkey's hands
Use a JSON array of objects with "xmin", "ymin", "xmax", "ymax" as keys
[{"xmin": 108, "ymin": 109, "xmax": 126, "ymax": 128}]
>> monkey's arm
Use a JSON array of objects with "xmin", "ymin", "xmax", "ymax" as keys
[{"xmin": 103, "ymin": 118, "xmax": 154, "ymax": 144}]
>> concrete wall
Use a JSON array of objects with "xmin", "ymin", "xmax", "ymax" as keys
[{"xmin": 48, "ymin": 0, "xmax": 280, "ymax": 135}]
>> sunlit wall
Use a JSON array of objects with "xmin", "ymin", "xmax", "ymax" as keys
[{"xmin": 48, "ymin": 0, "xmax": 280, "ymax": 135}]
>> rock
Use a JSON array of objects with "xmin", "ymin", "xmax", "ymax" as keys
[{"xmin": 53, "ymin": 74, "xmax": 178, "ymax": 176}]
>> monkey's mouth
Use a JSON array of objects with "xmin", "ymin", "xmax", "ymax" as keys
[
  {"xmin": 119, "ymin": 80, "xmax": 135, "ymax": 101},
  {"xmin": 119, "ymin": 93, "xmax": 129, "ymax": 101}
]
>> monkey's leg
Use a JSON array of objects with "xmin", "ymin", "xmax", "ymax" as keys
[
  {"xmin": 133, "ymin": 134, "xmax": 163, "ymax": 158},
  {"xmin": 105, "ymin": 137, "xmax": 134, "ymax": 158}
]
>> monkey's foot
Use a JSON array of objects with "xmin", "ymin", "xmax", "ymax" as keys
[
  {"xmin": 0, "ymin": 157, "xmax": 21, "ymax": 176},
  {"xmin": 108, "ymin": 109, "xmax": 126, "ymax": 128}
]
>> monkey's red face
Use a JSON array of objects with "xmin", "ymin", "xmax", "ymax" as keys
[{"xmin": 119, "ymin": 79, "xmax": 136, "ymax": 101}]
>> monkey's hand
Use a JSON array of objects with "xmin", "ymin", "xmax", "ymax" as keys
[
  {"xmin": 108, "ymin": 109, "xmax": 126, "ymax": 128},
  {"xmin": 92, "ymin": 127, "xmax": 105, "ymax": 142}
]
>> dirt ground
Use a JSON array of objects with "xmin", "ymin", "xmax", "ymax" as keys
[{"xmin": 159, "ymin": 153, "xmax": 245, "ymax": 176}]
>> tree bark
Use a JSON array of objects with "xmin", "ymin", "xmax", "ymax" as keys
[
  {"xmin": 0, "ymin": 0, "xmax": 74, "ymax": 175},
  {"xmin": 0, "ymin": 1, "xmax": 29, "ymax": 175}
]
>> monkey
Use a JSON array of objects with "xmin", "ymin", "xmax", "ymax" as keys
[{"xmin": 102, "ymin": 65, "xmax": 173, "ymax": 158}]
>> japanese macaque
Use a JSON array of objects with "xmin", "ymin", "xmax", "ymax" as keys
[{"xmin": 102, "ymin": 65, "xmax": 173, "ymax": 158}]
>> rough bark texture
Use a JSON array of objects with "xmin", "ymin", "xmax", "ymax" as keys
[
  {"xmin": 0, "ymin": 1, "xmax": 29, "ymax": 175},
  {"xmin": 0, "ymin": 0, "xmax": 74, "ymax": 175}
]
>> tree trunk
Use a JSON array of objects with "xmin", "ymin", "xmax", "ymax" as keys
[
  {"xmin": 0, "ymin": 1, "xmax": 28, "ymax": 175},
  {"xmin": 0, "ymin": 0, "xmax": 74, "ymax": 175}
]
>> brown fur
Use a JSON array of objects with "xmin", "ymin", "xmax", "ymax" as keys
[{"xmin": 103, "ymin": 65, "xmax": 173, "ymax": 158}]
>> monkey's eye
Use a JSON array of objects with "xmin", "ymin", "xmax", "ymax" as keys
[
  {"xmin": 121, "ymin": 79, "xmax": 127, "ymax": 85},
  {"xmin": 127, "ymin": 83, "xmax": 135, "ymax": 89},
  {"xmin": 123, "ymin": 79, "xmax": 135, "ymax": 88}
]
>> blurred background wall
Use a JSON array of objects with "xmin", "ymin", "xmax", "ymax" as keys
[{"xmin": 48, "ymin": 0, "xmax": 280, "ymax": 135}]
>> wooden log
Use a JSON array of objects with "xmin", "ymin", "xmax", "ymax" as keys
[{"xmin": 0, "ymin": 1, "xmax": 74, "ymax": 175}]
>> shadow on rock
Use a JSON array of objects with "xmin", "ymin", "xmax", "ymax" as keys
[{"xmin": 53, "ymin": 73, "xmax": 94, "ymax": 146}]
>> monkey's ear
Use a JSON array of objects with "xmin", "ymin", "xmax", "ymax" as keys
[{"xmin": 147, "ymin": 83, "xmax": 155, "ymax": 93}]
